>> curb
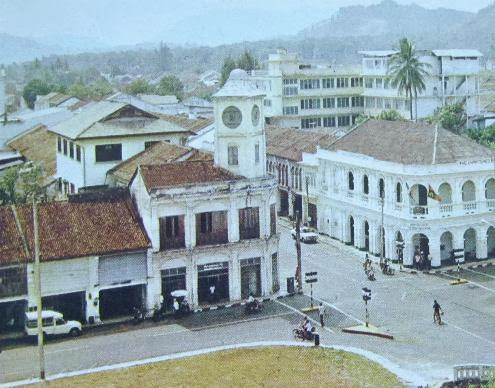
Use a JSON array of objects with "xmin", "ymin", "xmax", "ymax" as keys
[{"xmin": 193, "ymin": 293, "xmax": 292, "ymax": 313}]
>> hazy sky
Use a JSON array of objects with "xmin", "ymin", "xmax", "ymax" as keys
[{"xmin": 0, "ymin": 0, "xmax": 493, "ymax": 47}]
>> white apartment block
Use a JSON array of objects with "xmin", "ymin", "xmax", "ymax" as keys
[{"xmin": 252, "ymin": 49, "xmax": 482, "ymax": 130}]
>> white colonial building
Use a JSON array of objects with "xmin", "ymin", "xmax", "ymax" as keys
[
  {"xmin": 251, "ymin": 48, "xmax": 482, "ymax": 130},
  {"xmin": 302, "ymin": 119, "xmax": 495, "ymax": 268},
  {"xmin": 130, "ymin": 69, "xmax": 279, "ymax": 310}
]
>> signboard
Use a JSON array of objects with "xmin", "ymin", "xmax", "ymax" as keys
[{"xmin": 305, "ymin": 271, "xmax": 318, "ymax": 284}]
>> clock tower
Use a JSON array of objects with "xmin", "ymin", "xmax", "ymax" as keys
[{"xmin": 213, "ymin": 69, "xmax": 266, "ymax": 179}]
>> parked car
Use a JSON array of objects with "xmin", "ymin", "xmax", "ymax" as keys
[
  {"xmin": 25, "ymin": 310, "xmax": 82, "ymax": 339},
  {"xmin": 291, "ymin": 226, "xmax": 318, "ymax": 243}
]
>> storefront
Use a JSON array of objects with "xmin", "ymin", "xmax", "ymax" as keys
[
  {"xmin": 197, "ymin": 262, "xmax": 229, "ymax": 305},
  {"xmin": 240, "ymin": 258, "xmax": 261, "ymax": 298},
  {"xmin": 161, "ymin": 267, "xmax": 186, "ymax": 311},
  {"xmin": 99, "ymin": 284, "xmax": 144, "ymax": 319},
  {"xmin": 42, "ymin": 291, "xmax": 86, "ymax": 322}
]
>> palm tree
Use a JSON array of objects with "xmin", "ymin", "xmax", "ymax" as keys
[{"xmin": 387, "ymin": 38, "xmax": 430, "ymax": 121}]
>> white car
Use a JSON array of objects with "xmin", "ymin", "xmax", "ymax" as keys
[
  {"xmin": 291, "ymin": 227, "xmax": 318, "ymax": 243},
  {"xmin": 25, "ymin": 310, "xmax": 82, "ymax": 338}
]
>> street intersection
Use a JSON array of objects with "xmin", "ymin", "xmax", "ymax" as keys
[{"xmin": 1, "ymin": 223, "xmax": 495, "ymax": 386}]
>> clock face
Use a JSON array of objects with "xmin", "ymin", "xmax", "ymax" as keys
[
  {"xmin": 222, "ymin": 106, "xmax": 242, "ymax": 129},
  {"xmin": 251, "ymin": 105, "xmax": 260, "ymax": 126}
]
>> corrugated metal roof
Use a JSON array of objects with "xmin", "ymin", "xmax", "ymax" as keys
[
  {"xmin": 432, "ymin": 49, "xmax": 483, "ymax": 58},
  {"xmin": 358, "ymin": 50, "xmax": 398, "ymax": 57}
]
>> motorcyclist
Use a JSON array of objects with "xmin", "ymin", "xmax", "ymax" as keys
[{"xmin": 301, "ymin": 316, "xmax": 313, "ymax": 340}]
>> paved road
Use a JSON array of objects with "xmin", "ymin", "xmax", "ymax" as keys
[{"xmin": 1, "ymin": 223, "xmax": 495, "ymax": 386}]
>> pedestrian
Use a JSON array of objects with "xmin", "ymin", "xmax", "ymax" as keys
[
  {"xmin": 209, "ymin": 284, "xmax": 216, "ymax": 304},
  {"xmin": 318, "ymin": 303, "xmax": 325, "ymax": 327},
  {"xmin": 414, "ymin": 251, "xmax": 420, "ymax": 270},
  {"xmin": 173, "ymin": 298, "xmax": 180, "ymax": 315},
  {"xmin": 433, "ymin": 300, "xmax": 443, "ymax": 324},
  {"xmin": 419, "ymin": 251, "xmax": 425, "ymax": 271},
  {"xmin": 427, "ymin": 253, "xmax": 432, "ymax": 271}
]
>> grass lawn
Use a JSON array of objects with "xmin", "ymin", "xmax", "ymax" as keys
[{"xmin": 34, "ymin": 346, "xmax": 405, "ymax": 387}]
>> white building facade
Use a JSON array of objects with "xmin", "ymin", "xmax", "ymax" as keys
[{"xmin": 302, "ymin": 119, "xmax": 495, "ymax": 268}]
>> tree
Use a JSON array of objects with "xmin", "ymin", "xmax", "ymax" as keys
[
  {"xmin": 467, "ymin": 123, "xmax": 495, "ymax": 149},
  {"xmin": 0, "ymin": 162, "xmax": 46, "ymax": 205},
  {"xmin": 156, "ymin": 75, "xmax": 184, "ymax": 101},
  {"xmin": 220, "ymin": 56, "xmax": 237, "ymax": 87},
  {"xmin": 22, "ymin": 79, "xmax": 52, "ymax": 109},
  {"xmin": 156, "ymin": 42, "xmax": 173, "ymax": 72},
  {"xmin": 388, "ymin": 38, "xmax": 430, "ymax": 120},
  {"xmin": 377, "ymin": 109, "xmax": 405, "ymax": 121},
  {"xmin": 219, "ymin": 50, "xmax": 261, "ymax": 86},
  {"xmin": 125, "ymin": 79, "xmax": 154, "ymax": 95},
  {"xmin": 437, "ymin": 103, "xmax": 466, "ymax": 134}
]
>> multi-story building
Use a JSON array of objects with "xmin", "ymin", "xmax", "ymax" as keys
[
  {"xmin": 301, "ymin": 119, "xmax": 495, "ymax": 268},
  {"xmin": 130, "ymin": 69, "xmax": 280, "ymax": 310},
  {"xmin": 253, "ymin": 48, "xmax": 482, "ymax": 130}
]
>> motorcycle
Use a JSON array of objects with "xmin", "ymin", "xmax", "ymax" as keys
[
  {"xmin": 293, "ymin": 327, "xmax": 315, "ymax": 341},
  {"xmin": 244, "ymin": 299, "xmax": 264, "ymax": 314},
  {"xmin": 152, "ymin": 304, "xmax": 165, "ymax": 322},
  {"xmin": 132, "ymin": 306, "xmax": 146, "ymax": 325},
  {"xmin": 381, "ymin": 260, "xmax": 395, "ymax": 276},
  {"xmin": 365, "ymin": 265, "xmax": 376, "ymax": 281}
]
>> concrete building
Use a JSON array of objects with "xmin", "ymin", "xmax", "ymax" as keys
[
  {"xmin": 129, "ymin": 69, "xmax": 279, "ymax": 310},
  {"xmin": 301, "ymin": 119, "xmax": 495, "ymax": 268},
  {"xmin": 252, "ymin": 48, "xmax": 482, "ymax": 130}
]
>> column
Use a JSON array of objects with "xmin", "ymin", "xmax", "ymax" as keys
[
  {"xmin": 86, "ymin": 256, "xmax": 100, "ymax": 322},
  {"xmin": 229, "ymin": 199, "xmax": 239, "ymax": 242},
  {"xmin": 185, "ymin": 204, "xmax": 196, "ymax": 248},
  {"xmin": 354, "ymin": 217, "xmax": 363, "ymax": 249},
  {"xmin": 453, "ymin": 229, "xmax": 465, "ymax": 263},
  {"xmin": 476, "ymin": 226, "xmax": 488, "ymax": 260},
  {"xmin": 403, "ymin": 230, "xmax": 414, "ymax": 267},
  {"xmin": 230, "ymin": 251, "xmax": 241, "ymax": 301},
  {"xmin": 190, "ymin": 255, "xmax": 198, "ymax": 307},
  {"xmin": 429, "ymin": 233, "xmax": 441, "ymax": 268}
]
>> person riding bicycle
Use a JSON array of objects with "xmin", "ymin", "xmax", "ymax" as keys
[
  {"xmin": 301, "ymin": 316, "xmax": 313, "ymax": 340},
  {"xmin": 433, "ymin": 300, "xmax": 443, "ymax": 324}
]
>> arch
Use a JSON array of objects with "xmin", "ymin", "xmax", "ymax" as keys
[
  {"xmin": 285, "ymin": 165, "xmax": 289, "ymax": 187},
  {"xmin": 412, "ymin": 233, "xmax": 429, "ymax": 257},
  {"xmin": 485, "ymin": 178, "xmax": 495, "ymax": 199},
  {"xmin": 462, "ymin": 180, "xmax": 476, "ymax": 202},
  {"xmin": 364, "ymin": 221, "xmax": 370, "ymax": 251},
  {"xmin": 487, "ymin": 227, "xmax": 495, "ymax": 258},
  {"xmin": 348, "ymin": 172, "xmax": 354, "ymax": 191},
  {"xmin": 363, "ymin": 175, "xmax": 369, "ymax": 194},
  {"xmin": 348, "ymin": 216, "xmax": 355, "ymax": 246},
  {"xmin": 440, "ymin": 231, "xmax": 453, "ymax": 261},
  {"xmin": 396, "ymin": 182, "xmax": 402, "ymax": 203},
  {"xmin": 409, "ymin": 184, "xmax": 428, "ymax": 206},
  {"xmin": 438, "ymin": 183, "xmax": 452, "ymax": 204},
  {"xmin": 378, "ymin": 178, "xmax": 385, "ymax": 199},
  {"xmin": 463, "ymin": 228, "xmax": 476, "ymax": 260}
]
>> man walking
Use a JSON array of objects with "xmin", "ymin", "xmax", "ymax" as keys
[{"xmin": 319, "ymin": 303, "xmax": 325, "ymax": 327}]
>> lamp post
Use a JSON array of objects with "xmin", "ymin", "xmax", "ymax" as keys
[
  {"xmin": 379, "ymin": 195, "xmax": 384, "ymax": 267},
  {"xmin": 295, "ymin": 210, "xmax": 302, "ymax": 293},
  {"xmin": 362, "ymin": 287, "xmax": 371, "ymax": 327}
]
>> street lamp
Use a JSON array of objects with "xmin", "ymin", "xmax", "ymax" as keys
[{"xmin": 362, "ymin": 287, "xmax": 371, "ymax": 327}]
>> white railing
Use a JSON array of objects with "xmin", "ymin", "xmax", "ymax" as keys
[
  {"xmin": 463, "ymin": 201, "xmax": 477, "ymax": 211},
  {"xmin": 454, "ymin": 364, "xmax": 495, "ymax": 382},
  {"xmin": 487, "ymin": 200, "xmax": 495, "ymax": 209},
  {"xmin": 410, "ymin": 205, "xmax": 428, "ymax": 215},
  {"xmin": 361, "ymin": 194, "xmax": 369, "ymax": 203},
  {"xmin": 440, "ymin": 204, "xmax": 453, "ymax": 213}
]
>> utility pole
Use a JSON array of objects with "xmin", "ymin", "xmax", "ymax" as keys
[
  {"xmin": 380, "ymin": 195, "xmax": 384, "ymax": 268},
  {"xmin": 33, "ymin": 198, "xmax": 45, "ymax": 380},
  {"xmin": 305, "ymin": 177, "xmax": 309, "ymax": 226},
  {"xmin": 295, "ymin": 210, "xmax": 302, "ymax": 293}
]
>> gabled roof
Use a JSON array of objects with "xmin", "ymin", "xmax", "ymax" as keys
[
  {"xmin": 266, "ymin": 126, "xmax": 338, "ymax": 162},
  {"xmin": 7, "ymin": 124, "xmax": 57, "ymax": 178},
  {"xmin": 139, "ymin": 160, "xmax": 242, "ymax": 191},
  {"xmin": 155, "ymin": 114, "xmax": 214, "ymax": 134},
  {"xmin": 432, "ymin": 49, "xmax": 483, "ymax": 58},
  {"xmin": 108, "ymin": 141, "xmax": 212, "ymax": 185},
  {"xmin": 326, "ymin": 119, "xmax": 494, "ymax": 165},
  {"xmin": 1, "ymin": 196, "xmax": 150, "ymax": 264}
]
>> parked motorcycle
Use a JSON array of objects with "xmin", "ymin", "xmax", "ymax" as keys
[
  {"xmin": 132, "ymin": 306, "xmax": 146, "ymax": 325},
  {"xmin": 381, "ymin": 260, "xmax": 395, "ymax": 276},
  {"xmin": 244, "ymin": 299, "xmax": 264, "ymax": 314},
  {"xmin": 152, "ymin": 304, "xmax": 165, "ymax": 322}
]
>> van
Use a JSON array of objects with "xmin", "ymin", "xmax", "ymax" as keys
[{"xmin": 25, "ymin": 310, "xmax": 82, "ymax": 338}]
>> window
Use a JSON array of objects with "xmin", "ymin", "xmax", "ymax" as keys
[
  {"xmin": 63, "ymin": 139, "xmax": 68, "ymax": 155},
  {"xmin": 348, "ymin": 172, "xmax": 354, "ymax": 190},
  {"xmin": 323, "ymin": 98, "xmax": 335, "ymax": 109},
  {"xmin": 69, "ymin": 142, "xmax": 74, "ymax": 159},
  {"xmin": 384, "ymin": 78, "xmax": 390, "ymax": 89},
  {"xmin": 200, "ymin": 212, "xmax": 212, "ymax": 233},
  {"xmin": 365, "ymin": 97, "xmax": 375, "ymax": 108},
  {"xmin": 70, "ymin": 183, "xmax": 75, "ymax": 193},
  {"xmin": 363, "ymin": 175, "xmax": 369, "ymax": 194},
  {"xmin": 338, "ymin": 116, "xmax": 350, "ymax": 126},
  {"xmin": 396, "ymin": 183, "xmax": 402, "ymax": 203},
  {"xmin": 384, "ymin": 99, "xmax": 392, "ymax": 109},
  {"xmin": 336, "ymin": 78, "xmax": 349, "ymax": 88},
  {"xmin": 196, "ymin": 211, "xmax": 228, "ymax": 246},
  {"xmin": 300, "ymin": 79, "xmax": 320, "ymax": 89},
  {"xmin": 376, "ymin": 98, "xmax": 383, "ymax": 109},
  {"xmin": 228, "ymin": 146, "xmax": 238, "ymax": 166},
  {"xmin": 301, "ymin": 118, "xmax": 321, "ymax": 129},
  {"xmin": 322, "ymin": 78, "xmax": 334, "ymax": 88},
  {"xmin": 159, "ymin": 215, "xmax": 185, "ymax": 250},
  {"xmin": 323, "ymin": 116, "xmax": 335, "ymax": 127},
  {"xmin": 283, "ymin": 79, "xmax": 297, "ymax": 85},
  {"xmin": 365, "ymin": 78, "xmax": 373, "ymax": 88},
  {"xmin": 76, "ymin": 145, "xmax": 81, "ymax": 162},
  {"xmin": 375, "ymin": 78, "xmax": 383, "ymax": 88},
  {"xmin": 337, "ymin": 97, "xmax": 349, "ymax": 108},
  {"xmin": 379, "ymin": 178, "xmax": 385, "ymax": 199},
  {"xmin": 264, "ymin": 99, "xmax": 272, "ymax": 107},
  {"xmin": 300, "ymin": 98, "xmax": 320, "ymax": 110},
  {"xmin": 95, "ymin": 144, "xmax": 122, "ymax": 162},
  {"xmin": 255, "ymin": 144, "xmax": 259, "ymax": 164},
  {"xmin": 57, "ymin": 137, "xmax": 62, "ymax": 153},
  {"xmin": 283, "ymin": 106, "xmax": 298, "ymax": 115},
  {"xmin": 270, "ymin": 204, "xmax": 276, "ymax": 236},
  {"xmin": 351, "ymin": 77, "xmax": 363, "ymax": 87},
  {"xmin": 283, "ymin": 86, "xmax": 298, "ymax": 96},
  {"xmin": 239, "ymin": 207, "xmax": 260, "ymax": 240},
  {"xmin": 351, "ymin": 96, "xmax": 364, "ymax": 107},
  {"xmin": 145, "ymin": 141, "xmax": 160, "ymax": 150}
]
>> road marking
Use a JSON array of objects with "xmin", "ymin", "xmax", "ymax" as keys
[
  {"xmin": 442, "ymin": 273, "xmax": 495, "ymax": 294},
  {"xmin": 274, "ymin": 299, "xmax": 335, "ymax": 334},
  {"xmin": 465, "ymin": 267, "xmax": 495, "ymax": 280},
  {"xmin": 443, "ymin": 320, "xmax": 495, "ymax": 347},
  {"xmin": 304, "ymin": 294, "xmax": 364, "ymax": 325}
]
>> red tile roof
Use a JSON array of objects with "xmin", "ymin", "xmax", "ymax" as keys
[
  {"xmin": 0, "ymin": 197, "xmax": 150, "ymax": 265},
  {"xmin": 139, "ymin": 160, "xmax": 242, "ymax": 190}
]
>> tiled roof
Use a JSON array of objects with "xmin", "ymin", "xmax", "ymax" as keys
[
  {"xmin": 266, "ymin": 126, "xmax": 338, "ymax": 162},
  {"xmin": 156, "ymin": 114, "xmax": 214, "ymax": 134},
  {"xmin": 0, "ymin": 197, "xmax": 150, "ymax": 265},
  {"xmin": 107, "ymin": 141, "xmax": 212, "ymax": 185},
  {"xmin": 0, "ymin": 206, "xmax": 28, "ymax": 265},
  {"xmin": 139, "ymin": 160, "xmax": 241, "ymax": 190},
  {"xmin": 327, "ymin": 119, "xmax": 495, "ymax": 165},
  {"xmin": 7, "ymin": 124, "xmax": 57, "ymax": 177}
]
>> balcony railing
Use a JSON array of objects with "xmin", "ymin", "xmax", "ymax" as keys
[
  {"xmin": 410, "ymin": 206, "xmax": 429, "ymax": 215},
  {"xmin": 463, "ymin": 201, "xmax": 477, "ymax": 211},
  {"xmin": 440, "ymin": 204, "xmax": 453, "ymax": 213}
]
